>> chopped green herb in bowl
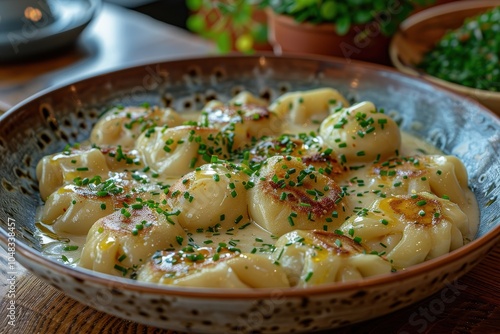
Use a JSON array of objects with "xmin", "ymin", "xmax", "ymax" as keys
[{"xmin": 418, "ymin": 6, "xmax": 500, "ymax": 92}]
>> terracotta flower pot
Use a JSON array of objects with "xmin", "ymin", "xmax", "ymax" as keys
[{"xmin": 266, "ymin": 9, "xmax": 391, "ymax": 65}]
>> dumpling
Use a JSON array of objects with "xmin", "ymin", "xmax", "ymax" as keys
[
  {"xmin": 271, "ymin": 230, "xmax": 392, "ymax": 287},
  {"xmin": 36, "ymin": 147, "xmax": 110, "ymax": 201},
  {"xmin": 269, "ymin": 87, "xmax": 349, "ymax": 125},
  {"xmin": 229, "ymin": 91, "xmax": 269, "ymax": 107},
  {"xmin": 339, "ymin": 192, "xmax": 471, "ymax": 269},
  {"xmin": 200, "ymin": 98, "xmax": 281, "ymax": 151},
  {"xmin": 369, "ymin": 156, "xmax": 433, "ymax": 197},
  {"xmin": 79, "ymin": 206, "xmax": 185, "ymax": 277},
  {"xmin": 422, "ymin": 155, "xmax": 471, "ymax": 212},
  {"xmin": 369, "ymin": 155, "xmax": 475, "ymax": 218},
  {"xmin": 99, "ymin": 146, "xmax": 143, "ymax": 172},
  {"xmin": 38, "ymin": 172, "xmax": 166, "ymax": 235},
  {"xmin": 168, "ymin": 162, "xmax": 251, "ymax": 232},
  {"xmin": 248, "ymin": 156, "xmax": 350, "ymax": 236},
  {"xmin": 249, "ymin": 133, "xmax": 345, "ymax": 180},
  {"xmin": 319, "ymin": 101, "xmax": 401, "ymax": 164},
  {"xmin": 91, "ymin": 105, "xmax": 183, "ymax": 149},
  {"xmin": 135, "ymin": 125, "xmax": 230, "ymax": 178},
  {"xmin": 137, "ymin": 246, "xmax": 289, "ymax": 288}
]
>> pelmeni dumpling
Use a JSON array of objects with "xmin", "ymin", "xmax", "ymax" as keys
[
  {"xmin": 269, "ymin": 87, "xmax": 349, "ymax": 125},
  {"xmin": 229, "ymin": 91, "xmax": 269, "ymax": 107},
  {"xmin": 339, "ymin": 192, "xmax": 471, "ymax": 269},
  {"xmin": 249, "ymin": 133, "xmax": 345, "ymax": 180},
  {"xmin": 168, "ymin": 163, "xmax": 251, "ymax": 232},
  {"xmin": 248, "ymin": 156, "xmax": 350, "ymax": 236},
  {"xmin": 38, "ymin": 173, "xmax": 166, "ymax": 235},
  {"xmin": 370, "ymin": 156, "xmax": 433, "ymax": 197},
  {"xmin": 39, "ymin": 184, "xmax": 116, "ymax": 236},
  {"xmin": 91, "ymin": 105, "xmax": 183, "ymax": 149},
  {"xmin": 36, "ymin": 147, "xmax": 110, "ymax": 200},
  {"xmin": 137, "ymin": 247, "xmax": 289, "ymax": 288},
  {"xmin": 271, "ymin": 230, "xmax": 392, "ymax": 287},
  {"xmin": 79, "ymin": 206, "xmax": 185, "ymax": 276},
  {"xmin": 320, "ymin": 101, "xmax": 401, "ymax": 164},
  {"xmin": 369, "ymin": 155, "xmax": 476, "ymax": 221},
  {"xmin": 100, "ymin": 146, "xmax": 143, "ymax": 172},
  {"xmin": 422, "ymin": 155, "xmax": 471, "ymax": 212},
  {"xmin": 135, "ymin": 125, "xmax": 230, "ymax": 178},
  {"xmin": 200, "ymin": 98, "xmax": 281, "ymax": 150}
]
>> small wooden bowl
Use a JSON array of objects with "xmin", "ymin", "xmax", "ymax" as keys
[{"xmin": 390, "ymin": 0, "xmax": 500, "ymax": 115}]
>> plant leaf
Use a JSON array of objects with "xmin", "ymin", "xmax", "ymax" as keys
[
  {"xmin": 335, "ymin": 16, "xmax": 351, "ymax": 36},
  {"xmin": 186, "ymin": 14, "xmax": 206, "ymax": 33},
  {"xmin": 353, "ymin": 10, "xmax": 372, "ymax": 24},
  {"xmin": 186, "ymin": 0, "xmax": 203, "ymax": 11},
  {"xmin": 320, "ymin": 1, "xmax": 338, "ymax": 21},
  {"xmin": 216, "ymin": 31, "xmax": 231, "ymax": 54}
]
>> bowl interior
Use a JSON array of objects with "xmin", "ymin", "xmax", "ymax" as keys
[{"xmin": 0, "ymin": 55, "xmax": 499, "ymax": 284}]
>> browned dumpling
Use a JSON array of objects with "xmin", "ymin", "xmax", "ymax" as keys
[
  {"xmin": 91, "ymin": 105, "xmax": 184, "ymax": 149},
  {"xmin": 248, "ymin": 156, "xmax": 350, "ymax": 236},
  {"xmin": 340, "ymin": 192, "xmax": 471, "ymax": 269},
  {"xmin": 138, "ymin": 246, "xmax": 289, "ymax": 289},
  {"xmin": 80, "ymin": 206, "xmax": 185, "ymax": 277},
  {"xmin": 271, "ymin": 230, "xmax": 391, "ymax": 287}
]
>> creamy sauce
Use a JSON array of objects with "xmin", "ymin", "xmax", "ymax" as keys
[
  {"xmin": 36, "ymin": 92, "xmax": 479, "ymax": 286},
  {"xmin": 36, "ymin": 131, "xmax": 479, "ymax": 267}
]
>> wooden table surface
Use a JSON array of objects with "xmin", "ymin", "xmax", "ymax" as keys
[{"xmin": 0, "ymin": 3, "xmax": 499, "ymax": 334}]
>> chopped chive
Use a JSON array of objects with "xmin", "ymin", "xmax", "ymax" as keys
[{"xmin": 114, "ymin": 264, "xmax": 128, "ymax": 276}]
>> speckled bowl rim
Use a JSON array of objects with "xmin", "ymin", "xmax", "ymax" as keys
[{"xmin": 1, "ymin": 54, "xmax": 499, "ymax": 300}]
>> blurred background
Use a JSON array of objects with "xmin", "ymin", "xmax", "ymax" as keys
[{"xmin": 105, "ymin": 0, "xmax": 190, "ymax": 30}]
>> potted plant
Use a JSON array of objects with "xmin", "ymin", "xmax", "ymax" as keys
[
  {"xmin": 187, "ymin": 0, "xmax": 437, "ymax": 64},
  {"xmin": 263, "ymin": 0, "xmax": 436, "ymax": 64},
  {"xmin": 187, "ymin": 0, "xmax": 270, "ymax": 53}
]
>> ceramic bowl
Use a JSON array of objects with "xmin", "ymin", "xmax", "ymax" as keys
[
  {"xmin": 0, "ymin": 0, "xmax": 101, "ymax": 61},
  {"xmin": 390, "ymin": 0, "xmax": 500, "ymax": 115},
  {"xmin": 0, "ymin": 55, "xmax": 499, "ymax": 334}
]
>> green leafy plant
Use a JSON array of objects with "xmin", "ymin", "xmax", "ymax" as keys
[
  {"xmin": 187, "ymin": 0, "xmax": 435, "ymax": 52},
  {"xmin": 187, "ymin": 0, "xmax": 268, "ymax": 53},
  {"xmin": 264, "ymin": 0, "xmax": 436, "ymax": 36}
]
